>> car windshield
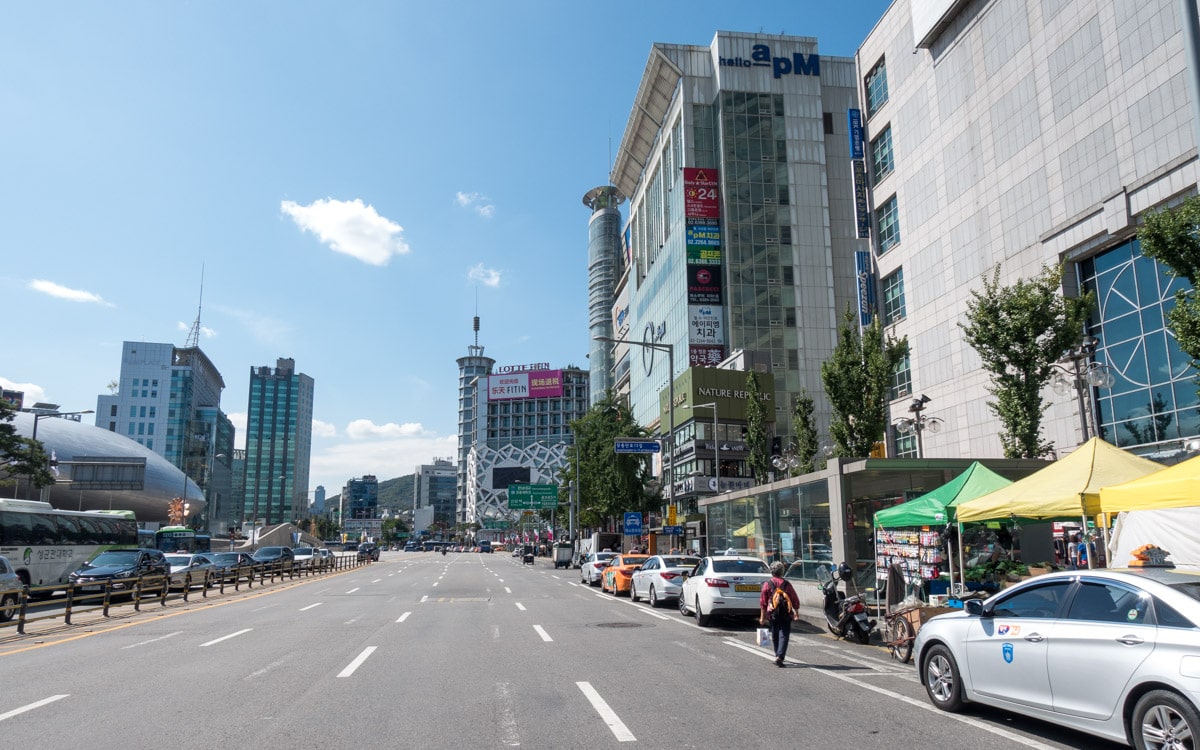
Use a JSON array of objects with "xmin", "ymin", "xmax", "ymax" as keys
[
  {"xmin": 712, "ymin": 559, "xmax": 769, "ymax": 574},
  {"xmin": 89, "ymin": 551, "xmax": 139, "ymax": 567},
  {"xmin": 594, "ymin": 553, "xmax": 615, "ymax": 562},
  {"xmin": 209, "ymin": 554, "xmax": 238, "ymax": 564},
  {"xmin": 165, "ymin": 555, "xmax": 191, "ymax": 565},
  {"xmin": 620, "ymin": 557, "xmax": 649, "ymax": 566},
  {"xmin": 663, "ymin": 557, "xmax": 699, "ymax": 567},
  {"xmin": 294, "ymin": 549, "xmax": 314, "ymax": 555},
  {"xmin": 255, "ymin": 549, "xmax": 281, "ymax": 558}
]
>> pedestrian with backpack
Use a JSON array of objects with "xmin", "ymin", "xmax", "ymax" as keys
[{"xmin": 759, "ymin": 561, "xmax": 801, "ymax": 667}]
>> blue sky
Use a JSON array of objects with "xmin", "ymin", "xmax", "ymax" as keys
[{"xmin": 1, "ymin": 1, "xmax": 892, "ymax": 494}]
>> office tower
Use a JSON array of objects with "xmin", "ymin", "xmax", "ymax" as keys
[
  {"xmin": 456, "ymin": 316, "xmax": 495, "ymax": 521},
  {"xmin": 414, "ymin": 458, "xmax": 456, "ymax": 530},
  {"xmin": 583, "ymin": 185, "xmax": 626, "ymax": 405},
  {"xmin": 243, "ymin": 357, "xmax": 314, "ymax": 525}
]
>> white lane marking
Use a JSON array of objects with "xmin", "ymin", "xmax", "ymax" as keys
[
  {"xmin": 337, "ymin": 646, "xmax": 377, "ymax": 678},
  {"xmin": 632, "ymin": 607, "xmax": 671, "ymax": 622},
  {"xmin": 504, "ymin": 587, "xmax": 512, "ymax": 594},
  {"xmin": 246, "ymin": 655, "xmax": 291, "ymax": 679},
  {"xmin": 432, "ymin": 582, "xmax": 439, "ymax": 587},
  {"xmin": 533, "ymin": 625, "xmax": 553, "ymax": 642},
  {"xmin": 576, "ymin": 682, "xmax": 636, "ymax": 742},
  {"xmin": 420, "ymin": 595, "xmax": 429, "ymax": 603},
  {"xmin": 515, "ymin": 602, "xmax": 526, "ymax": 611},
  {"xmin": 200, "ymin": 628, "xmax": 253, "ymax": 647},
  {"xmin": 551, "ymin": 574, "xmax": 561, "ymax": 579},
  {"xmin": 720, "ymin": 640, "xmax": 1056, "ymax": 749},
  {"xmin": 0, "ymin": 695, "xmax": 69, "ymax": 722},
  {"xmin": 396, "ymin": 612, "xmax": 411, "ymax": 623},
  {"xmin": 372, "ymin": 578, "xmax": 382, "ymax": 583},
  {"xmin": 492, "ymin": 625, "xmax": 501, "ymax": 641},
  {"xmin": 674, "ymin": 640, "xmax": 720, "ymax": 662},
  {"xmin": 496, "ymin": 682, "xmax": 520, "ymax": 747},
  {"xmin": 300, "ymin": 603, "xmax": 322, "ymax": 611},
  {"xmin": 346, "ymin": 587, "xmax": 360, "ymax": 594},
  {"xmin": 121, "ymin": 631, "xmax": 182, "ymax": 650}
]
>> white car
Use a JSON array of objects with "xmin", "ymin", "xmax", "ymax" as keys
[
  {"xmin": 678, "ymin": 556, "xmax": 771, "ymax": 626},
  {"xmin": 580, "ymin": 552, "xmax": 617, "ymax": 586},
  {"xmin": 0, "ymin": 555, "xmax": 23, "ymax": 623},
  {"xmin": 630, "ymin": 555, "xmax": 699, "ymax": 607},
  {"xmin": 914, "ymin": 568, "xmax": 1200, "ymax": 749},
  {"xmin": 317, "ymin": 548, "xmax": 334, "ymax": 568},
  {"xmin": 292, "ymin": 547, "xmax": 317, "ymax": 569}
]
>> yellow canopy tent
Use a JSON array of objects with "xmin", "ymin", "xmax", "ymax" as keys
[
  {"xmin": 955, "ymin": 438, "xmax": 1162, "ymax": 523},
  {"xmin": 1099, "ymin": 453, "xmax": 1200, "ymax": 513}
]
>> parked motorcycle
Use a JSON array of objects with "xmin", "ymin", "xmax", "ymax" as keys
[{"xmin": 817, "ymin": 562, "xmax": 875, "ymax": 645}]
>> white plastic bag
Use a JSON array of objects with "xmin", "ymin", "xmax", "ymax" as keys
[{"xmin": 756, "ymin": 627, "xmax": 771, "ymax": 649}]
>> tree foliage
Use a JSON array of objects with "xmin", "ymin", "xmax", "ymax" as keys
[
  {"xmin": 0, "ymin": 400, "xmax": 56, "ymax": 492},
  {"xmin": 1139, "ymin": 196, "xmax": 1200, "ymax": 386},
  {"xmin": 791, "ymin": 388, "xmax": 819, "ymax": 474},
  {"xmin": 744, "ymin": 371, "xmax": 771, "ymax": 484},
  {"xmin": 821, "ymin": 309, "xmax": 909, "ymax": 457},
  {"xmin": 562, "ymin": 392, "xmax": 658, "ymax": 530},
  {"xmin": 960, "ymin": 264, "xmax": 1093, "ymax": 458}
]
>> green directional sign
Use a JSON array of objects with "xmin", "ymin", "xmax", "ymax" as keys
[{"xmin": 507, "ymin": 483, "xmax": 558, "ymax": 510}]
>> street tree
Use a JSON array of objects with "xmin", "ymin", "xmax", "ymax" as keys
[
  {"xmin": 960, "ymin": 264, "xmax": 1093, "ymax": 458},
  {"xmin": 791, "ymin": 388, "xmax": 819, "ymax": 474},
  {"xmin": 1139, "ymin": 196, "xmax": 1200, "ymax": 386},
  {"xmin": 563, "ymin": 392, "xmax": 658, "ymax": 530},
  {"xmin": 821, "ymin": 308, "xmax": 909, "ymax": 457},
  {"xmin": 744, "ymin": 371, "xmax": 771, "ymax": 484},
  {"xmin": 0, "ymin": 400, "xmax": 55, "ymax": 494}
]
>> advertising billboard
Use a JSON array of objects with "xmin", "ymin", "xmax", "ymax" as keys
[
  {"xmin": 686, "ymin": 264, "xmax": 723, "ymax": 305},
  {"xmin": 487, "ymin": 370, "xmax": 564, "ymax": 401},
  {"xmin": 688, "ymin": 305, "xmax": 724, "ymax": 346},
  {"xmin": 683, "ymin": 168, "xmax": 719, "ymax": 218}
]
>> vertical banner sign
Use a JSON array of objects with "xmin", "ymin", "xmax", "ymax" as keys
[
  {"xmin": 852, "ymin": 159, "xmax": 871, "ymax": 239},
  {"xmin": 684, "ymin": 167, "xmax": 725, "ymax": 365},
  {"xmin": 847, "ymin": 109, "xmax": 864, "ymax": 160},
  {"xmin": 683, "ymin": 168, "xmax": 720, "ymax": 218},
  {"xmin": 855, "ymin": 250, "xmax": 876, "ymax": 328}
]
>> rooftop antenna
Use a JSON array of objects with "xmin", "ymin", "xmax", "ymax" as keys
[{"xmin": 184, "ymin": 263, "xmax": 205, "ymax": 348}]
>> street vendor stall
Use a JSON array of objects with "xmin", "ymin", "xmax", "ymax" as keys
[{"xmin": 1099, "ymin": 454, "xmax": 1200, "ymax": 568}]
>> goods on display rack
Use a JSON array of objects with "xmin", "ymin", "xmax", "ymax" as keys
[{"xmin": 875, "ymin": 528, "xmax": 945, "ymax": 583}]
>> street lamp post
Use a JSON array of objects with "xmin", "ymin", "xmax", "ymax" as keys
[
  {"xmin": 683, "ymin": 402, "xmax": 720, "ymax": 496},
  {"xmin": 893, "ymin": 394, "xmax": 944, "ymax": 458},
  {"xmin": 592, "ymin": 335, "xmax": 676, "ymax": 538},
  {"xmin": 1052, "ymin": 335, "xmax": 1115, "ymax": 441}
]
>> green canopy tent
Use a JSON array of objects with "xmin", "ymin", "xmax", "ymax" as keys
[{"xmin": 873, "ymin": 462, "xmax": 1014, "ymax": 596}]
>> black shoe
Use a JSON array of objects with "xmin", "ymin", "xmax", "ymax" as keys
[{"xmin": 774, "ymin": 657, "xmax": 784, "ymax": 667}]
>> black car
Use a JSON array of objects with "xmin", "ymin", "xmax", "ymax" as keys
[
  {"xmin": 358, "ymin": 542, "xmax": 380, "ymax": 561},
  {"xmin": 68, "ymin": 548, "xmax": 170, "ymax": 594},
  {"xmin": 206, "ymin": 552, "xmax": 257, "ymax": 581},
  {"xmin": 250, "ymin": 546, "xmax": 296, "ymax": 571}
]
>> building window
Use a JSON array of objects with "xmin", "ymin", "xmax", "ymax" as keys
[
  {"xmin": 127, "ymin": 422, "xmax": 136, "ymax": 435},
  {"xmin": 891, "ymin": 353, "xmax": 912, "ymax": 401},
  {"xmin": 865, "ymin": 57, "xmax": 888, "ymax": 117},
  {"xmin": 109, "ymin": 405, "xmax": 117, "ymax": 417},
  {"xmin": 882, "ymin": 269, "xmax": 906, "ymax": 324},
  {"xmin": 870, "ymin": 125, "xmax": 894, "ymax": 182},
  {"xmin": 876, "ymin": 195, "xmax": 900, "ymax": 253},
  {"xmin": 129, "ymin": 406, "xmax": 137, "ymax": 418},
  {"xmin": 893, "ymin": 432, "xmax": 917, "ymax": 458}
]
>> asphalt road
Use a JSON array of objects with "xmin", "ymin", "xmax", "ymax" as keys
[{"xmin": 0, "ymin": 551, "xmax": 1123, "ymax": 749}]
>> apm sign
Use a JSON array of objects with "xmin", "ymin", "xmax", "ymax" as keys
[{"xmin": 719, "ymin": 45, "xmax": 820, "ymax": 79}]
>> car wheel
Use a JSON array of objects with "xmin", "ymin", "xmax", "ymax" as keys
[
  {"xmin": 922, "ymin": 644, "xmax": 965, "ymax": 712},
  {"xmin": 1132, "ymin": 689, "xmax": 1200, "ymax": 750},
  {"xmin": 678, "ymin": 593, "xmax": 689, "ymax": 616},
  {"xmin": 696, "ymin": 596, "xmax": 712, "ymax": 627},
  {"xmin": 581, "ymin": 570, "xmax": 587, "ymax": 584},
  {"xmin": 630, "ymin": 582, "xmax": 640, "ymax": 602},
  {"xmin": 648, "ymin": 585, "xmax": 659, "ymax": 608},
  {"xmin": 0, "ymin": 593, "xmax": 17, "ymax": 623}
]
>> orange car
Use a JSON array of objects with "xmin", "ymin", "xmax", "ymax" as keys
[{"xmin": 601, "ymin": 554, "xmax": 650, "ymax": 596}]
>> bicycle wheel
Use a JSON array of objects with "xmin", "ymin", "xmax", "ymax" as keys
[{"xmin": 887, "ymin": 614, "xmax": 915, "ymax": 663}]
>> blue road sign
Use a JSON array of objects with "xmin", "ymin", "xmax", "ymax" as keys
[
  {"xmin": 623, "ymin": 512, "xmax": 643, "ymax": 536},
  {"xmin": 614, "ymin": 439, "xmax": 661, "ymax": 454},
  {"xmin": 661, "ymin": 525, "xmax": 683, "ymax": 535}
]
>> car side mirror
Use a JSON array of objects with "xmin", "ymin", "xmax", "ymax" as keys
[{"xmin": 965, "ymin": 599, "xmax": 988, "ymax": 617}]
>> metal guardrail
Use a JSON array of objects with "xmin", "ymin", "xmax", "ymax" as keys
[{"xmin": 0, "ymin": 554, "xmax": 367, "ymax": 635}]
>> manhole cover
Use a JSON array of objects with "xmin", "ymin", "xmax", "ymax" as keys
[{"xmin": 594, "ymin": 622, "xmax": 645, "ymax": 629}]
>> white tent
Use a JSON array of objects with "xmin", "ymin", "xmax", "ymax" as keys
[{"xmin": 1107, "ymin": 507, "xmax": 1200, "ymax": 570}]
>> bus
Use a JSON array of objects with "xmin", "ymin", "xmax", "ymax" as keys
[
  {"xmin": 142, "ymin": 526, "xmax": 211, "ymax": 553},
  {"xmin": 0, "ymin": 498, "xmax": 138, "ymax": 590}
]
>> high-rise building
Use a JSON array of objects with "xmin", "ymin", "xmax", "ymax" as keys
[
  {"xmin": 243, "ymin": 357, "xmax": 314, "ymax": 525},
  {"xmin": 857, "ymin": 0, "xmax": 1199, "ymax": 458},
  {"xmin": 311, "ymin": 485, "xmax": 326, "ymax": 515},
  {"xmin": 456, "ymin": 316, "xmax": 495, "ymax": 521},
  {"xmin": 414, "ymin": 458, "xmax": 456, "ymax": 531},
  {"xmin": 343, "ymin": 475, "xmax": 379, "ymax": 520},
  {"xmin": 583, "ymin": 185, "xmax": 626, "ymax": 405},
  {"xmin": 604, "ymin": 32, "xmax": 862, "ymax": 446},
  {"xmin": 96, "ymin": 341, "xmax": 234, "ymax": 528}
]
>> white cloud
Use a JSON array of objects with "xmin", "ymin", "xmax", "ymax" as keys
[
  {"xmin": 0, "ymin": 377, "xmax": 47, "ymax": 405},
  {"xmin": 29, "ymin": 279, "xmax": 114, "ymax": 307},
  {"xmin": 213, "ymin": 305, "xmax": 291, "ymax": 346},
  {"xmin": 467, "ymin": 263, "xmax": 502, "ymax": 288},
  {"xmin": 455, "ymin": 191, "xmax": 496, "ymax": 218},
  {"xmin": 345, "ymin": 418, "xmax": 426, "ymax": 440},
  {"xmin": 175, "ymin": 321, "xmax": 217, "ymax": 339},
  {"xmin": 312, "ymin": 419, "xmax": 336, "ymax": 438},
  {"xmin": 281, "ymin": 197, "xmax": 410, "ymax": 266}
]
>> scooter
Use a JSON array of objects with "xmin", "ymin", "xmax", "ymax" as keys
[{"xmin": 818, "ymin": 562, "xmax": 875, "ymax": 645}]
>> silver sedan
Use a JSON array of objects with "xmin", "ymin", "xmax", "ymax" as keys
[
  {"xmin": 914, "ymin": 567, "xmax": 1200, "ymax": 749},
  {"xmin": 630, "ymin": 555, "xmax": 699, "ymax": 607}
]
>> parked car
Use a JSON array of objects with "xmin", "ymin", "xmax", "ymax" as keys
[
  {"xmin": 292, "ymin": 547, "xmax": 318, "ymax": 569},
  {"xmin": 678, "ymin": 555, "xmax": 772, "ymax": 626},
  {"xmin": 601, "ymin": 554, "xmax": 650, "ymax": 596},
  {"xmin": 206, "ymin": 551, "xmax": 256, "ymax": 581},
  {"xmin": 164, "ymin": 553, "xmax": 218, "ymax": 590},
  {"xmin": 404, "ymin": 541, "xmax": 420, "ymax": 552},
  {"xmin": 580, "ymin": 552, "xmax": 617, "ymax": 586},
  {"xmin": 317, "ymin": 548, "xmax": 334, "ymax": 567},
  {"xmin": 630, "ymin": 555, "xmax": 700, "ymax": 607},
  {"xmin": 0, "ymin": 555, "xmax": 24, "ymax": 623},
  {"xmin": 914, "ymin": 568, "xmax": 1200, "ymax": 749},
  {"xmin": 68, "ymin": 548, "xmax": 171, "ymax": 595},
  {"xmin": 358, "ymin": 542, "xmax": 380, "ymax": 561},
  {"xmin": 251, "ymin": 546, "xmax": 296, "ymax": 571}
]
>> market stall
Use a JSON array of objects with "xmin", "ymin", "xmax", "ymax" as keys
[{"xmin": 1100, "ymin": 454, "xmax": 1200, "ymax": 567}]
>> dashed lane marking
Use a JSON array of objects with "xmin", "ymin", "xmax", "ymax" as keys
[
  {"xmin": 0, "ymin": 695, "xmax": 69, "ymax": 723},
  {"xmin": 199, "ymin": 628, "xmax": 252, "ymax": 648}
]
